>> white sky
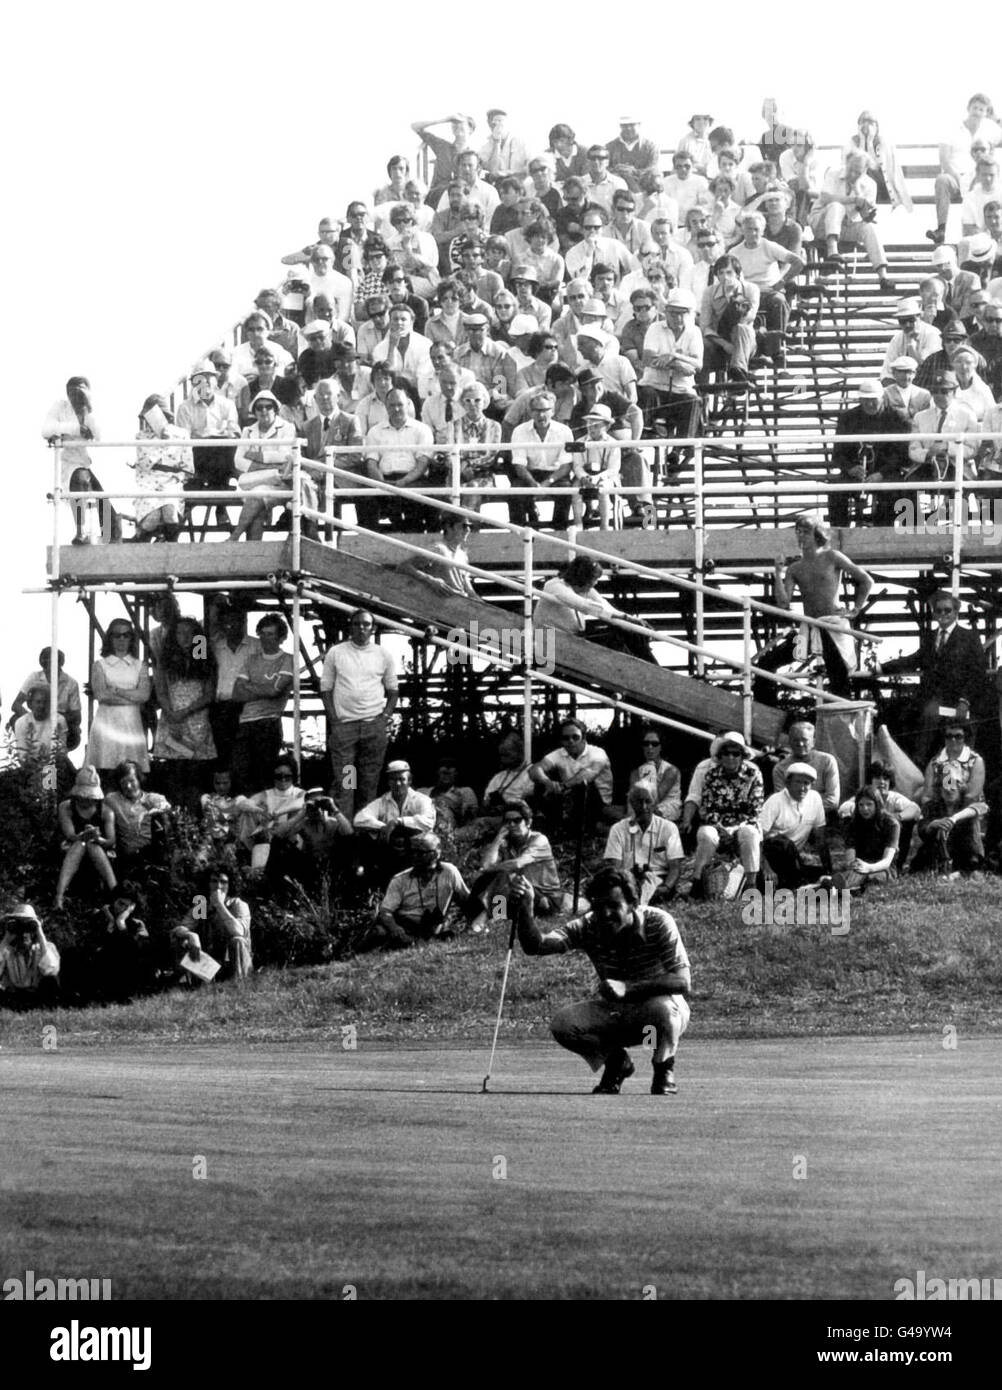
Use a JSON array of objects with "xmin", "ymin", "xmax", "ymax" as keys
[{"xmin": 2, "ymin": 0, "xmax": 988, "ymax": 707}]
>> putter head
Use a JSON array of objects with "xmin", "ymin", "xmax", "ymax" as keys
[{"xmin": 481, "ymin": 1076, "xmax": 490, "ymax": 1093}]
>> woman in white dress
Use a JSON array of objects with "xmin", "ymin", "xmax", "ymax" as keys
[
  {"xmin": 231, "ymin": 390, "xmax": 317, "ymax": 541},
  {"xmin": 85, "ymin": 620, "xmax": 151, "ymax": 779}
]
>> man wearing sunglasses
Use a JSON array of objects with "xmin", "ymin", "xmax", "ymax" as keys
[{"xmin": 879, "ymin": 590, "xmax": 987, "ymax": 766}]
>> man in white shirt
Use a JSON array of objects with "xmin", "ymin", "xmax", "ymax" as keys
[
  {"xmin": 530, "ymin": 719, "xmax": 615, "ymax": 828},
  {"xmin": 176, "ymin": 359, "xmax": 240, "ymax": 521},
  {"xmin": 603, "ymin": 785, "xmax": 683, "ymax": 905},
  {"xmin": 322, "ymin": 608, "xmax": 398, "ymax": 818},
  {"xmin": 289, "ymin": 244, "xmax": 354, "ymax": 325},
  {"xmin": 772, "ymin": 721, "xmax": 841, "ymax": 817},
  {"xmin": 363, "ymin": 388, "xmax": 435, "ymax": 530},
  {"xmin": 639, "ymin": 288, "xmax": 703, "ymax": 450},
  {"xmin": 437, "ymin": 150, "xmax": 499, "ymax": 224},
  {"xmin": 929, "ymin": 93, "xmax": 1002, "ymax": 245},
  {"xmin": 564, "ymin": 209, "xmax": 637, "ymax": 284},
  {"xmin": 882, "ymin": 356, "xmax": 932, "ymax": 423},
  {"xmin": 509, "ymin": 390, "xmax": 574, "ymax": 528},
  {"xmin": 370, "ymin": 304, "xmax": 434, "ymax": 395},
  {"xmin": 478, "ymin": 108, "xmax": 529, "ymax": 179},
  {"xmin": 354, "ymin": 760, "xmax": 436, "ymax": 881},
  {"xmin": 759, "ymin": 763, "xmax": 830, "ymax": 888},
  {"xmin": 731, "ymin": 211, "xmax": 804, "ymax": 349},
  {"xmin": 962, "ymin": 157, "xmax": 1002, "ymax": 233},
  {"xmin": 810, "ymin": 152, "xmax": 894, "ymax": 293},
  {"xmin": 582, "ymin": 145, "xmax": 629, "ymax": 214},
  {"xmin": 209, "ymin": 601, "xmax": 261, "ymax": 772},
  {"xmin": 663, "ymin": 151, "xmax": 711, "ymax": 219},
  {"xmin": 879, "ymin": 299, "xmax": 943, "ymax": 382}
]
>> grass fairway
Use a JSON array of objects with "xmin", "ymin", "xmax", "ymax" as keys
[{"xmin": 3, "ymin": 1036, "xmax": 1001, "ymax": 1299}]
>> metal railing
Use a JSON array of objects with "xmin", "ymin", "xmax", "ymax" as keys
[{"xmin": 43, "ymin": 425, "xmax": 1002, "ymax": 764}]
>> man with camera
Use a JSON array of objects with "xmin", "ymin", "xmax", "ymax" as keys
[
  {"xmin": 603, "ymin": 784, "xmax": 683, "ymax": 906},
  {"xmin": 0, "ymin": 905, "xmax": 60, "ymax": 1009},
  {"xmin": 372, "ymin": 832, "xmax": 470, "ymax": 949}
]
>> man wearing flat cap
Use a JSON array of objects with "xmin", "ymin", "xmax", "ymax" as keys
[
  {"xmin": 883, "ymin": 356, "xmax": 931, "ymax": 425},
  {"xmin": 177, "ymin": 360, "xmax": 241, "ymax": 524},
  {"xmin": 353, "ymin": 761, "xmax": 436, "ymax": 886},
  {"xmin": 831, "ymin": 378, "xmax": 905, "ymax": 527},
  {"xmin": 758, "ymin": 764, "xmax": 830, "ymax": 890},
  {"xmin": 607, "ymin": 119, "xmax": 661, "ymax": 192},
  {"xmin": 906, "ymin": 371, "xmax": 978, "ymax": 488}
]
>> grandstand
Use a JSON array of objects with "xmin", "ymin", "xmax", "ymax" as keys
[{"xmin": 39, "ymin": 135, "xmax": 1002, "ymax": 772}]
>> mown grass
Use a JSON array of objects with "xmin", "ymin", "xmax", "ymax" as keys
[{"xmin": 3, "ymin": 876, "xmax": 1001, "ymax": 1048}]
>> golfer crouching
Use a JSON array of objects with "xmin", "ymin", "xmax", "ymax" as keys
[{"xmin": 509, "ymin": 865, "xmax": 691, "ymax": 1096}]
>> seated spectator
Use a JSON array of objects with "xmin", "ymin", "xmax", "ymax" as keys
[
  {"xmin": 412, "ymin": 112, "xmax": 478, "ymax": 203},
  {"xmin": 94, "ymin": 882, "xmax": 155, "ymax": 1002},
  {"xmin": 636, "ymin": 169, "xmax": 679, "ymax": 227},
  {"xmin": 565, "ymin": 207, "xmax": 637, "ymax": 284},
  {"xmin": 294, "ymin": 245, "xmax": 354, "ymax": 325},
  {"xmin": 230, "ymin": 614, "xmax": 294, "ymax": 796},
  {"xmin": 85, "ymin": 620, "xmax": 151, "ymax": 781},
  {"xmin": 195, "ymin": 766, "xmax": 241, "ymax": 869},
  {"xmin": 151, "ymin": 616, "xmax": 216, "ymax": 814},
  {"xmin": 490, "ymin": 176, "xmax": 524, "ymax": 236},
  {"xmin": 913, "ymin": 723, "xmax": 987, "ymax": 879},
  {"xmin": 927, "ymin": 94, "xmax": 1002, "ymax": 246},
  {"xmin": 508, "ymin": 389, "xmax": 575, "ymax": 529},
  {"xmin": 629, "ymin": 729, "xmax": 682, "ymax": 821},
  {"xmin": 834, "ymin": 784, "xmax": 900, "ymax": 891},
  {"xmin": 609, "ymin": 191, "xmax": 656, "ymax": 261},
  {"xmin": 529, "ymin": 717, "xmax": 614, "ymax": 830},
  {"xmin": 914, "ymin": 319, "xmax": 988, "ymax": 391},
  {"xmin": 171, "ymin": 866, "xmax": 252, "ymax": 982},
  {"xmin": 466, "ymin": 799, "xmax": 565, "ymax": 930},
  {"xmin": 953, "ymin": 345, "xmax": 996, "ymax": 423},
  {"xmin": 42, "ymin": 375, "xmax": 121, "ymax": 545},
  {"xmin": 440, "ymin": 150, "xmax": 500, "ymax": 224},
  {"xmin": 104, "ymin": 759, "xmax": 171, "ymax": 878},
  {"xmin": 354, "ymin": 760, "xmax": 436, "ymax": 887},
  {"xmin": 699, "ymin": 255, "xmax": 761, "ymax": 378},
  {"xmin": 688, "ymin": 732, "xmax": 764, "ymax": 900},
  {"xmin": 706, "ymin": 175, "xmax": 742, "ymax": 243},
  {"xmin": 510, "ymin": 266, "xmax": 552, "ymax": 330},
  {"xmin": 402, "ymin": 516, "xmax": 476, "ymax": 597},
  {"xmin": 374, "ymin": 155, "xmax": 422, "ymax": 212},
  {"xmin": 237, "ymin": 755, "xmax": 307, "ymax": 880},
  {"xmin": 352, "ymin": 239, "xmax": 394, "ymax": 317},
  {"xmin": 754, "ymin": 185, "xmax": 804, "ymax": 259},
  {"xmin": 425, "ymin": 281, "xmax": 467, "ymax": 349},
  {"xmin": 232, "ymin": 312, "xmax": 294, "ymax": 380},
  {"xmin": 830, "ymin": 379, "xmax": 905, "ymax": 529},
  {"xmin": 576, "ymin": 324, "xmax": 637, "ymax": 401},
  {"xmin": 328, "ymin": 345, "xmax": 370, "ymax": 414},
  {"xmin": 664, "ymin": 150, "xmax": 711, "ymax": 219},
  {"xmin": 10, "ymin": 648, "xmax": 82, "ymax": 751},
  {"xmin": 418, "ymin": 757, "xmax": 478, "ymax": 841},
  {"xmin": 303, "ymin": 377, "xmax": 363, "ymax": 525},
  {"xmin": 230, "ymin": 391, "xmax": 305, "ymax": 543},
  {"xmin": 840, "ymin": 764, "xmax": 919, "ymax": 872},
  {"xmin": 603, "ymin": 785, "xmax": 683, "ymax": 905},
  {"xmin": 280, "ymin": 214, "xmax": 340, "ymax": 268},
  {"xmin": 843, "ymin": 111, "xmax": 912, "ymax": 211},
  {"xmin": 431, "ymin": 180, "xmax": 470, "ymax": 270},
  {"xmin": 518, "ymin": 225, "xmax": 564, "ymax": 301},
  {"xmin": 758, "ymin": 762, "xmax": 830, "ymax": 890},
  {"xmin": 968, "ymin": 297, "xmax": 1002, "ymax": 399},
  {"xmin": 132, "ymin": 394, "xmax": 192, "ymax": 543},
  {"xmin": 176, "ymin": 361, "xmax": 240, "ymax": 526},
  {"xmin": 883, "ymin": 355, "xmax": 931, "ymax": 424},
  {"xmin": 554, "ymin": 176, "xmax": 591, "ymax": 252},
  {"xmin": 372, "ymin": 832, "xmax": 470, "ymax": 949},
  {"xmin": 280, "ymin": 791, "xmax": 351, "ymax": 894},
  {"xmin": 362, "ymin": 388, "xmax": 435, "ymax": 530},
  {"xmin": 807, "ymin": 151, "xmax": 893, "ymax": 294},
  {"xmin": 731, "ymin": 212, "xmax": 805, "ymax": 357},
  {"xmin": 571, "ymin": 403, "xmax": 622, "ymax": 529},
  {"xmin": 0, "ymin": 905, "xmax": 60, "ymax": 1009},
  {"xmin": 534, "ymin": 555, "xmax": 652, "ymax": 661},
  {"xmin": 12, "ymin": 683, "xmax": 70, "ymax": 777},
  {"xmin": 963, "ymin": 159, "xmax": 1002, "ymax": 236},
  {"xmin": 298, "ymin": 319, "xmax": 351, "ymax": 389},
  {"xmin": 370, "ymin": 304, "xmax": 434, "ymax": 396},
  {"xmin": 523, "ymin": 155, "xmax": 562, "ymax": 218},
  {"xmin": 337, "ymin": 201, "xmax": 377, "ymax": 279},
  {"xmin": 253, "ymin": 288, "xmax": 303, "ymax": 360},
  {"xmin": 778, "ymin": 133, "xmax": 823, "ymax": 226},
  {"xmin": 772, "ymin": 717, "xmax": 839, "ymax": 811},
  {"xmin": 880, "ymin": 298, "xmax": 943, "ymax": 380},
  {"xmin": 54, "ymin": 765, "xmax": 117, "ymax": 909},
  {"xmin": 452, "ymin": 382, "xmax": 503, "ymax": 507},
  {"xmin": 906, "ymin": 372, "xmax": 978, "ymax": 497},
  {"xmin": 480, "ymin": 732, "xmax": 535, "ymax": 822}
]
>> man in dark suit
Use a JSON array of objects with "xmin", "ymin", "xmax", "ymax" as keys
[
  {"xmin": 880, "ymin": 590, "xmax": 987, "ymax": 764},
  {"xmin": 303, "ymin": 379, "xmax": 365, "ymax": 530},
  {"xmin": 829, "ymin": 381, "xmax": 904, "ymax": 528}
]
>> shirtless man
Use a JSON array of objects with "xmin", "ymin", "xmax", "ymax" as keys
[{"xmin": 773, "ymin": 512, "xmax": 872, "ymax": 697}]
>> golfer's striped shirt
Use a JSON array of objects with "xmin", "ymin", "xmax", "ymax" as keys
[{"xmin": 552, "ymin": 908, "xmax": 690, "ymax": 985}]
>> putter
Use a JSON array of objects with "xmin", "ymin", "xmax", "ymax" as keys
[
  {"xmin": 571, "ymin": 782, "xmax": 586, "ymax": 914},
  {"xmin": 482, "ymin": 915, "xmax": 519, "ymax": 1094}
]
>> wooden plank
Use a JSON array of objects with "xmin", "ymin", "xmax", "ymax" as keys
[
  {"xmin": 298, "ymin": 540, "xmax": 787, "ymax": 743},
  {"xmin": 51, "ymin": 540, "xmax": 291, "ymax": 584}
]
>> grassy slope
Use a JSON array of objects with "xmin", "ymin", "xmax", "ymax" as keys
[{"xmin": 3, "ymin": 877, "xmax": 1001, "ymax": 1048}]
